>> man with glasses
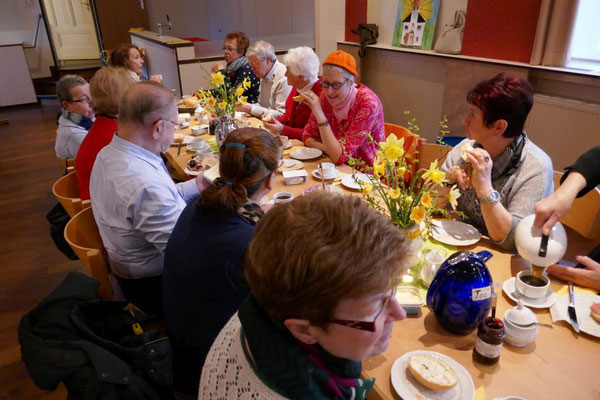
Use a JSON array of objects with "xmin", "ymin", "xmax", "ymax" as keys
[
  {"xmin": 89, "ymin": 81, "xmax": 209, "ymax": 315},
  {"xmin": 238, "ymin": 40, "xmax": 291, "ymax": 119},
  {"xmin": 55, "ymin": 75, "xmax": 95, "ymax": 159}
]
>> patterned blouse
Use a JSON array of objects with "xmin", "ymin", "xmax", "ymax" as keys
[{"xmin": 302, "ymin": 84, "xmax": 384, "ymax": 167}]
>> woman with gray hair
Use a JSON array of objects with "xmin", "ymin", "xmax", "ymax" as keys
[
  {"xmin": 302, "ymin": 50, "xmax": 384, "ymax": 167},
  {"xmin": 263, "ymin": 46, "xmax": 323, "ymax": 140},
  {"xmin": 55, "ymin": 74, "xmax": 95, "ymax": 159}
]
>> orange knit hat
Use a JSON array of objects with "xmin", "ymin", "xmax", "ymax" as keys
[{"xmin": 323, "ymin": 50, "xmax": 357, "ymax": 77}]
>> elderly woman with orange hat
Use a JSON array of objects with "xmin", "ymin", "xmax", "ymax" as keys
[{"xmin": 301, "ymin": 50, "xmax": 384, "ymax": 167}]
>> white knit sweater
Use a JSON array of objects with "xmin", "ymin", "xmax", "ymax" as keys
[{"xmin": 198, "ymin": 313, "xmax": 288, "ymax": 399}]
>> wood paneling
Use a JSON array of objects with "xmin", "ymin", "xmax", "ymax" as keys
[{"xmin": 0, "ymin": 103, "xmax": 85, "ymax": 399}]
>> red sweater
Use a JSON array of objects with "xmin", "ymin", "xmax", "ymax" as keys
[
  {"xmin": 75, "ymin": 115, "xmax": 118, "ymax": 200},
  {"xmin": 277, "ymin": 78, "xmax": 323, "ymax": 141}
]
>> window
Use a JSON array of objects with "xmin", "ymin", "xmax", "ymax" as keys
[{"xmin": 568, "ymin": 0, "xmax": 600, "ymax": 71}]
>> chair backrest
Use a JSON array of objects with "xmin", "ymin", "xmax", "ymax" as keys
[
  {"xmin": 52, "ymin": 171, "xmax": 90, "ymax": 217},
  {"xmin": 384, "ymin": 123, "xmax": 422, "ymax": 174},
  {"xmin": 64, "ymin": 207, "xmax": 114, "ymax": 299},
  {"xmin": 56, "ymin": 157, "xmax": 75, "ymax": 173},
  {"xmin": 417, "ymin": 142, "xmax": 452, "ymax": 171},
  {"xmin": 553, "ymin": 171, "xmax": 600, "ymax": 241}
]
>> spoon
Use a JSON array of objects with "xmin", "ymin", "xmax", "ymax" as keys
[{"xmin": 510, "ymin": 321, "xmax": 553, "ymax": 329}]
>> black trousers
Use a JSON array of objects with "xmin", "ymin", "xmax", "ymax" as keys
[{"xmin": 115, "ymin": 274, "xmax": 164, "ymax": 317}]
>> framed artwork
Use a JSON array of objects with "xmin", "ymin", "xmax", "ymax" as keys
[{"xmin": 392, "ymin": 0, "xmax": 441, "ymax": 50}]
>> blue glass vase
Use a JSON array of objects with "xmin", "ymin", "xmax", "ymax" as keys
[{"xmin": 426, "ymin": 250, "xmax": 494, "ymax": 335}]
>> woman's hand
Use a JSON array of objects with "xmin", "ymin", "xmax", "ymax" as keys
[
  {"xmin": 149, "ymin": 74, "xmax": 163, "ymax": 83},
  {"xmin": 466, "ymin": 148, "xmax": 494, "ymax": 197},
  {"xmin": 546, "ymin": 256, "xmax": 600, "ymax": 291},
  {"xmin": 237, "ymin": 104, "xmax": 252, "ymax": 114},
  {"xmin": 301, "ymin": 91, "xmax": 322, "ymax": 112},
  {"xmin": 263, "ymin": 118, "xmax": 283, "ymax": 134},
  {"xmin": 446, "ymin": 165, "xmax": 472, "ymax": 189}
]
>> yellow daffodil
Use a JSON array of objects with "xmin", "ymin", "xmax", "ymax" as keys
[
  {"xmin": 361, "ymin": 182, "xmax": 373, "ymax": 195},
  {"xmin": 238, "ymin": 96, "xmax": 247, "ymax": 105},
  {"xmin": 196, "ymin": 91, "xmax": 205, "ymax": 99},
  {"xmin": 420, "ymin": 191, "xmax": 433, "ymax": 208},
  {"xmin": 422, "ymin": 160, "xmax": 446, "ymax": 184},
  {"xmin": 410, "ymin": 206, "xmax": 426, "ymax": 224},
  {"xmin": 396, "ymin": 166, "xmax": 406, "ymax": 177},
  {"xmin": 388, "ymin": 187, "xmax": 400, "ymax": 199},
  {"xmin": 447, "ymin": 184, "xmax": 461, "ymax": 210},
  {"xmin": 405, "ymin": 196, "xmax": 413, "ymax": 204},
  {"xmin": 379, "ymin": 134, "xmax": 405, "ymax": 161},
  {"xmin": 217, "ymin": 101, "xmax": 227, "ymax": 110},
  {"xmin": 235, "ymin": 86, "xmax": 244, "ymax": 97},
  {"xmin": 243, "ymin": 78, "xmax": 251, "ymax": 89},
  {"xmin": 206, "ymin": 97, "xmax": 216, "ymax": 108},
  {"xmin": 374, "ymin": 161, "xmax": 386, "ymax": 177},
  {"xmin": 211, "ymin": 72, "xmax": 225, "ymax": 86}
]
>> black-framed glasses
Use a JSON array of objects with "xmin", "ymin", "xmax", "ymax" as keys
[
  {"xmin": 322, "ymin": 78, "xmax": 349, "ymax": 90},
  {"xmin": 154, "ymin": 118, "xmax": 183, "ymax": 130},
  {"xmin": 222, "ymin": 46, "xmax": 237, "ymax": 52},
  {"xmin": 69, "ymin": 96, "xmax": 92, "ymax": 104},
  {"xmin": 331, "ymin": 286, "xmax": 397, "ymax": 332}
]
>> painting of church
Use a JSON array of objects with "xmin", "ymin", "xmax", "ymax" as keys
[
  {"xmin": 402, "ymin": 4, "xmax": 426, "ymax": 47},
  {"xmin": 392, "ymin": 0, "xmax": 440, "ymax": 50}
]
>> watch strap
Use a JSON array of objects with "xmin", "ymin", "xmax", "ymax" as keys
[
  {"xmin": 317, "ymin": 120, "xmax": 329, "ymax": 127},
  {"xmin": 479, "ymin": 189, "xmax": 500, "ymax": 204}
]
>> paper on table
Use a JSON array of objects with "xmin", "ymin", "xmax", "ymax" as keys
[{"xmin": 550, "ymin": 292, "xmax": 600, "ymax": 337}]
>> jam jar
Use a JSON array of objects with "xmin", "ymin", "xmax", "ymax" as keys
[{"xmin": 473, "ymin": 316, "xmax": 505, "ymax": 364}]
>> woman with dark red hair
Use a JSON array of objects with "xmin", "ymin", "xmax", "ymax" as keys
[{"xmin": 441, "ymin": 73, "xmax": 553, "ymax": 250}]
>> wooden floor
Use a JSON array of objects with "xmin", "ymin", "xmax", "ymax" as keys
[{"xmin": 0, "ymin": 103, "xmax": 81, "ymax": 399}]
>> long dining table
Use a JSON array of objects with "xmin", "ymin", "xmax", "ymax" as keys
[{"xmin": 164, "ymin": 115, "xmax": 600, "ymax": 400}]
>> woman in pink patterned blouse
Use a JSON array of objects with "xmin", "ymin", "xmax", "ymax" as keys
[{"xmin": 301, "ymin": 50, "xmax": 384, "ymax": 167}]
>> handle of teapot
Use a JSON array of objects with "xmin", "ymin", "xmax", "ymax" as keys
[{"xmin": 476, "ymin": 250, "xmax": 493, "ymax": 263}]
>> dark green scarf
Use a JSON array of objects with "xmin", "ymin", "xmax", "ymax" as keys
[{"xmin": 238, "ymin": 295, "xmax": 374, "ymax": 400}]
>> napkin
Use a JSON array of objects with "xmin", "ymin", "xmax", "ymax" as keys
[
  {"xmin": 206, "ymin": 137, "xmax": 219, "ymax": 154},
  {"xmin": 549, "ymin": 292, "xmax": 600, "ymax": 336},
  {"xmin": 475, "ymin": 386, "xmax": 486, "ymax": 400}
]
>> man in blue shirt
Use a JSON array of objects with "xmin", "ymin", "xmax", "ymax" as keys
[{"xmin": 90, "ymin": 81, "xmax": 208, "ymax": 314}]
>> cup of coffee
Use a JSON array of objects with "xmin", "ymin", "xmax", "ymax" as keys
[
  {"xmin": 273, "ymin": 191, "xmax": 294, "ymax": 204},
  {"xmin": 318, "ymin": 162, "xmax": 336, "ymax": 179},
  {"xmin": 515, "ymin": 270, "xmax": 550, "ymax": 298},
  {"xmin": 188, "ymin": 138, "xmax": 207, "ymax": 151}
]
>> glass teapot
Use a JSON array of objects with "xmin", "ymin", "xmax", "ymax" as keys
[{"xmin": 426, "ymin": 250, "xmax": 494, "ymax": 335}]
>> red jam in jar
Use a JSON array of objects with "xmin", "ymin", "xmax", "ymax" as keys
[{"xmin": 473, "ymin": 317, "xmax": 505, "ymax": 365}]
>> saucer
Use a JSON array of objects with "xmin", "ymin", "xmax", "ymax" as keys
[
  {"xmin": 290, "ymin": 147, "xmax": 323, "ymax": 160},
  {"xmin": 502, "ymin": 277, "xmax": 558, "ymax": 309},
  {"xmin": 312, "ymin": 169, "xmax": 340, "ymax": 180}
]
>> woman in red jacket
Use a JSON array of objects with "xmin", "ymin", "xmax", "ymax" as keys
[{"xmin": 263, "ymin": 47, "xmax": 322, "ymax": 140}]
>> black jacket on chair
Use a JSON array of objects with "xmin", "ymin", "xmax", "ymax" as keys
[{"xmin": 18, "ymin": 272, "xmax": 174, "ymax": 399}]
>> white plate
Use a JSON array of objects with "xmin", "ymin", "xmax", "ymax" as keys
[
  {"xmin": 502, "ymin": 277, "xmax": 558, "ymax": 309},
  {"xmin": 430, "ymin": 220, "xmax": 481, "ymax": 246},
  {"xmin": 184, "ymin": 167, "xmax": 201, "ymax": 176},
  {"xmin": 204, "ymin": 164, "xmax": 220, "ymax": 183},
  {"xmin": 279, "ymin": 159, "xmax": 304, "ymax": 172},
  {"xmin": 289, "ymin": 147, "xmax": 323, "ymax": 160},
  {"xmin": 341, "ymin": 173, "xmax": 372, "ymax": 190},
  {"xmin": 552, "ymin": 293, "xmax": 600, "ymax": 337},
  {"xmin": 171, "ymin": 135, "xmax": 193, "ymax": 146},
  {"xmin": 312, "ymin": 169, "xmax": 340, "ymax": 180},
  {"xmin": 391, "ymin": 350, "xmax": 475, "ymax": 400}
]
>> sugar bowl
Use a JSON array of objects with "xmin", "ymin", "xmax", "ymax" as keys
[{"xmin": 503, "ymin": 299, "xmax": 538, "ymax": 347}]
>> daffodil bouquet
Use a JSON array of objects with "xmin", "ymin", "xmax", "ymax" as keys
[
  {"xmin": 349, "ymin": 133, "xmax": 462, "ymax": 237},
  {"xmin": 196, "ymin": 71, "xmax": 251, "ymax": 117}
]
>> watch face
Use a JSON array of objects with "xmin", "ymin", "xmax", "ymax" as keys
[{"xmin": 490, "ymin": 190, "xmax": 500, "ymax": 202}]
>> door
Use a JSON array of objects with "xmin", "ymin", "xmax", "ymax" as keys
[
  {"xmin": 93, "ymin": 0, "xmax": 149, "ymax": 51},
  {"xmin": 42, "ymin": 0, "xmax": 100, "ymax": 60}
]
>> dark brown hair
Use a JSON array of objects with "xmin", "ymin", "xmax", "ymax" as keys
[
  {"xmin": 225, "ymin": 31, "xmax": 250, "ymax": 55},
  {"xmin": 109, "ymin": 43, "xmax": 139, "ymax": 70},
  {"xmin": 200, "ymin": 128, "xmax": 280, "ymax": 216},
  {"xmin": 245, "ymin": 192, "xmax": 410, "ymax": 328}
]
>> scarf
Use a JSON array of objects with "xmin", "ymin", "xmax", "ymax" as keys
[
  {"xmin": 236, "ymin": 197, "xmax": 264, "ymax": 225},
  {"xmin": 62, "ymin": 109, "xmax": 94, "ymax": 130},
  {"xmin": 225, "ymin": 55, "xmax": 250, "ymax": 75},
  {"xmin": 330, "ymin": 83, "xmax": 358, "ymax": 122},
  {"xmin": 475, "ymin": 131, "xmax": 527, "ymax": 181},
  {"xmin": 238, "ymin": 295, "xmax": 374, "ymax": 400}
]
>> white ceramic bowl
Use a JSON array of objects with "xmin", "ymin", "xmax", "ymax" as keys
[{"xmin": 515, "ymin": 271, "xmax": 550, "ymax": 299}]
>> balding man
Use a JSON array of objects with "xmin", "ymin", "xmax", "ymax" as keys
[{"xmin": 90, "ymin": 81, "xmax": 208, "ymax": 314}]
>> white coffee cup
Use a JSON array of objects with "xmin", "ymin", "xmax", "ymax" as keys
[
  {"xmin": 273, "ymin": 191, "xmax": 294, "ymax": 204},
  {"xmin": 318, "ymin": 162, "xmax": 336, "ymax": 179},
  {"xmin": 188, "ymin": 138, "xmax": 207, "ymax": 151},
  {"xmin": 515, "ymin": 270, "xmax": 550, "ymax": 299}
]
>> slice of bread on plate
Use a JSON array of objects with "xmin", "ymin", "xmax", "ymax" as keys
[{"xmin": 407, "ymin": 354, "xmax": 458, "ymax": 391}]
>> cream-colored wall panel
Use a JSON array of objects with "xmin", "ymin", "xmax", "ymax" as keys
[
  {"xmin": 131, "ymin": 36, "xmax": 180, "ymax": 97},
  {"xmin": 292, "ymin": 0, "xmax": 315, "ymax": 35},
  {"xmin": 256, "ymin": 0, "xmax": 292, "ymax": 37},
  {"xmin": 179, "ymin": 62, "xmax": 213, "ymax": 95},
  {"xmin": 315, "ymin": 0, "xmax": 345, "ymax": 60}
]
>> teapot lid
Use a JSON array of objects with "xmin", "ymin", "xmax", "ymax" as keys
[{"xmin": 505, "ymin": 299, "xmax": 537, "ymax": 325}]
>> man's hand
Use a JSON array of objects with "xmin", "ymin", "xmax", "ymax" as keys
[
  {"xmin": 547, "ymin": 256, "xmax": 600, "ymax": 291},
  {"xmin": 194, "ymin": 172, "xmax": 211, "ymax": 192},
  {"xmin": 237, "ymin": 104, "xmax": 252, "ymax": 114}
]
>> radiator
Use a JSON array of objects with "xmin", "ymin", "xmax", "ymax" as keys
[{"xmin": 524, "ymin": 94, "xmax": 600, "ymax": 170}]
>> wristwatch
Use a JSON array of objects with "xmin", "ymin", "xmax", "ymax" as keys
[
  {"xmin": 317, "ymin": 120, "xmax": 329, "ymax": 127},
  {"xmin": 478, "ymin": 189, "xmax": 500, "ymax": 205}
]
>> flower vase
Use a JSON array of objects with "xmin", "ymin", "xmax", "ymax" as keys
[
  {"xmin": 215, "ymin": 114, "xmax": 238, "ymax": 147},
  {"xmin": 400, "ymin": 223, "xmax": 424, "ymax": 268}
]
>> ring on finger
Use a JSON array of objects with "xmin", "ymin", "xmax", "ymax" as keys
[{"xmin": 484, "ymin": 156, "xmax": 490, "ymax": 163}]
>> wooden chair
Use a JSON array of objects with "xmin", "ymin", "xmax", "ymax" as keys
[
  {"xmin": 64, "ymin": 207, "xmax": 114, "ymax": 299},
  {"xmin": 553, "ymin": 171, "xmax": 600, "ymax": 241},
  {"xmin": 384, "ymin": 123, "xmax": 422, "ymax": 175},
  {"xmin": 52, "ymin": 171, "xmax": 90, "ymax": 217},
  {"xmin": 56, "ymin": 157, "xmax": 75, "ymax": 173},
  {"xmin": 417, "ymin": 142, "xmax": 452, "ymax": 171}
]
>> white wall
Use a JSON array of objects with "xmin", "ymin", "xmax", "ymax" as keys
[
  {"xmin": 145, "ymin": 0, "xmax": 211, "ymax": 40},
  {"xmin": 315, "ymin": 0, "xmax": 344, "ymax": 60},
  {"xmin": 0, "ymin": 0, "xmax": 54, "ymax": 78}
]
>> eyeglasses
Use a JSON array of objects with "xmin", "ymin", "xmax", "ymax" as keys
[
  {"xmin": 222, "ymin": 46, "xmax": 237, "ymax": 52},
  {"xmin": 154, "ymin": 118, "xmax": 183, "ymax": 130},
  {"xmin": 322, "ymin": 78, "xmax": 349, "ymax": 90},
  {"xmin": 69, "ymin": 96, "xmax": 92, "ymax": 104},
  {"xmin": 331, "ymin": 286, "xmax": 397, "ymax": 332}
]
